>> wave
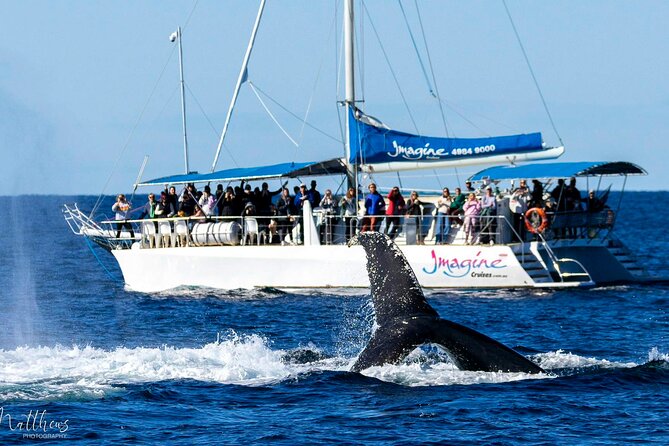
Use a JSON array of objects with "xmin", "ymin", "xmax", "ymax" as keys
[{"xmin": 0, "ymin": 335, "xmax": 665, "ymax": 401}]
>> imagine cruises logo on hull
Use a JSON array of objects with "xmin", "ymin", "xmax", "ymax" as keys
[{"xmin": 422, "ymin": 249, "xmax": 508, "ymax": 278}]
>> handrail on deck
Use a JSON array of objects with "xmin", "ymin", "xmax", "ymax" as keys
[{"xmin": 536, "ymin": 231, "xmax": 593, "ymax": 284}]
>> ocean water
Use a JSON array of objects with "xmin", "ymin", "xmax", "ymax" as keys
[{"xmin": 0, "ymin": 193, "xmax": 667, "ymax": 444}]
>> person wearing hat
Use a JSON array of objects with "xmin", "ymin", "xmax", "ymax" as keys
[
  {"xmin": 465, "ymin": 180, "xmax": 476, "ymax": 193},
  {"xmin": 509, "ymin": 179, "xmax": 530, "ymax": 241},
  {"xmin": 293, "ymin": 183, "xmax": 313, "ymax": 209},
  {"xmin": 309, "ymin": 180, "xmax": 322, "ymax": 207}
]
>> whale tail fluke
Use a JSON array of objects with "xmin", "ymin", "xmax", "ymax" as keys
[
  {"xmin": 350, "ymin": 232, "xmax": 544, "ymax": 374},
  {"xmin": 349, "ymin": 231, "xmax": 438, "ymax": 322}
]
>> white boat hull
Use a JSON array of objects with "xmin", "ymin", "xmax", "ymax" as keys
[{"xmin": 112, "ymin": 244, "xmax": 556, "ymax": 292}]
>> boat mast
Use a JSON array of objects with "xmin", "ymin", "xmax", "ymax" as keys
[
  {"xmin": 211, "ymin": 0, "xmax": 266, "ymax": 173},
  {"xmin": 344, "ymin": 0, "xmax": 357, "ymax": 192},
  {"xmin": 172, "ymin": 27, "xmax": 190, "ymax": 175}
]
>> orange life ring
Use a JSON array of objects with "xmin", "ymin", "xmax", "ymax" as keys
[{"xmin": 524, "ymin": 207, "xmax": 549, "ymax": 234}]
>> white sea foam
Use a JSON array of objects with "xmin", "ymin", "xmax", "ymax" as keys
[
  {"xmin": 0, "ymin": 334, "xmax": 303, "ymax": 401},
  {"xmin": 531, "ymin": 349, "xmax": 637, "ymax": 370},
  {"xmin": 648, "ymin": 347, "xmax": 669, "ymax": 363},
  {"xmin": 0, "ymin": 337, "xmax": 656, "ymax": 400}
]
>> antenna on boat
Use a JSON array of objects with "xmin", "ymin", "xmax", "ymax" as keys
[
  {"xmin": 170, "ymin": 27, "xmax": 190, "ymax": 175},
  {"xmin": 211, "ymin": 0, "xmax": 267, "ymax": 173}
]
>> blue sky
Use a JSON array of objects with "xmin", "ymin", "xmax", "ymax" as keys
[{"xmin": 2, "ymin": 0, "xmax": 668, "ymax": 195}]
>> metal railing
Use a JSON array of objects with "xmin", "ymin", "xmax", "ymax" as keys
[
  {"xmin": 63, "ymin": 202, "xmax": 613, "ymax": 260},
  {"xmin": 535, "ymin": 231, "xmax": 593, "ymax": 284}
]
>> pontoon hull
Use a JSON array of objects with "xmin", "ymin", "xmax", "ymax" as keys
[{"xmin": 112, "ymin": 244, "xmax": 566, "ymax": 292}]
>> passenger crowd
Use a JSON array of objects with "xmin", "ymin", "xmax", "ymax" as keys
[{"xmin": 112, "ymin": 175, "xmax": 608, "ymax": 245}]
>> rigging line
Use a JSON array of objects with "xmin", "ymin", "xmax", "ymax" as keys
[
  {"xmin": 396, "ymin": 171, "xmax": 404, "ymax": 190},
  {"xmin": 248, "ymin": 81, "xmax": 299, "ymax": 147},
  {"xmin": 502, "ymin": 0, "xmax": 564, "ymax": 146},
  {"xmin": 397, "ymin": 0, "xmax": 434, "ymax": 97},
  {"xmin": 438, "ymin": 96, "xmax": 519, "ymax": 134},
  {"xmin": 431, "ymin": 169, "xmax": 442, "ymax": 189},
  {"xmin": 251, "ymin": 83, "xmax": 342, "ymax": 143},
  {"xmin": 181, "ymin": 0, "xmax": 200, "ymax": 32},
  {"xmin": 91, "ymin": 45, "xmax": 178, "ymax": 218},
  {"xmin": 413, "ymin": 0, "xmax": 449, "ymax": 136},
  {"xmin": 91, "ymin": 0, "xmax": 199, "ymax": 218},
  {"xmin": 360, "ymin": 0, "xmax": 419, "ymax": 134},
  {"xmin": 84, "ymin": 237, "xmax": 118, "ymax": 282},
  {"xmin": 437, "ymin": 97, "xmax": 491, "ymax": 136},
  {"xmin": 294, "ymin": 6, "xmax": 340, "ymax": 161},
  {"xmin": 454, "ymin": 167, "xmax": 462, "ymax": 188},
  {"xmin": 142, "ymin": 84, "xmax": 179, "ymax": 142},
  {"xmin": 184, "ymin": 82, "xmax": 240, "ymax": 167}
]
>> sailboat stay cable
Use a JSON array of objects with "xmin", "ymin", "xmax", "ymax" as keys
[
  {"xmin": 250, "ymin": 83, "xmax": 342, "ymax": 144},
  {"xmin": 248, "ymin": 81, "xmax": 299, "ymax": 147},
  {"xmin": 184, "ymin": 83, "xmax": 240, "ymax": 167},
  {"xmin": 293, "ymin": 6, "xmax": 340, "ymax": 162},
  {"xmin": 413, "ymin": 0, "xmax": 450, "ymax": 137},
  {"xmin": 361, "ymin": 0, "xmax": 419, "ymax": 134},
  {"xmin": 502, "ymin": 0, "xmax": 564, "ymax": 146},
  {"xmin": 397, "ymin": 0, "xmax": 434, "ymax": 97},
  {"xmin": 431, "ymin": 169, "xmax": 442, "ymax": 190},
  {"xmin": 91, "ymin": 0, "xmax": 200, "ymax": 217},
  {"xmin": 91, "ymin": 45, "xmax": 178, "ymax": 218},
  {"xmin": 454, "ymin": 167, "xmax": 462, "ymax": 188},
  {"xmin": 436, "ymin": 96, "xmax": 520, "ymax": 135}
]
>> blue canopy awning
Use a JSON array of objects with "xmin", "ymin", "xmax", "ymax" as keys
[
  {"xmin": 468, "ymin": 161, "xmax": 646, "ymax": 182},
  {"xmin": 138, "ymin": 158, "xmax": 347, "ymax": 187}
]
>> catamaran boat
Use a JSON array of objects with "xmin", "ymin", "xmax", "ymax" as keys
[{"xmin": 63, "ymin": 1, "xmax": 652, "ymax": 292}]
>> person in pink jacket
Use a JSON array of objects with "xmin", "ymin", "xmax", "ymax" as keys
[
  {"xmin": 462, "ymin": 193, "xmax": 481, "ymax": 244},
  {"xmin": 384, "ymin": 187, "xmax": 405, "ymax": 240}
]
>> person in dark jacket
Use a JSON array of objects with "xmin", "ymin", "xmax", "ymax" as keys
[
  {"xmin": 309, "ymin": 180, "xmax": 322, "ymax": 208},
  {"xmin": 155, "ymin": 191, "xmax": 176, "ymax": 218},
  {"xmin": 551, "ymin": 179, "xmax": 568, "ymax": 212},
  {"xmin": 220, "ymin": 187, "xmax": 236, "ymax": 217},
  {"xmin": 257, "ymin": 181, "xmax": 287, "ymax": 216},
  {"xmin": 276, "ymin": 187, "xmax": 295, "ymax": 244},
  {"xmin": 405, "ymin": 191, "xmax": 425, "ymax": 244},
  {"xmin": 215, "ymin": 184, "xmax": 225, "ymax": 216},
  {"xmin": 164, "ymin": 186, "xmax": 179, "ymax": 216},
  {"xmin": 529, "ymin": 179, "xmax": 544, "ymax": 209},
  {"xmin": 448, "ymin": 187, "xmax": 466, "ymax": 226}
]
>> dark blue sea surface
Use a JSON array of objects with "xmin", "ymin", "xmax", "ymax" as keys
[{"xmin": 0, "ymin": 193, "xmax": 668, "ymax": 444}]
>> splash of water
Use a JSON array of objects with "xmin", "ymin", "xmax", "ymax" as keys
[
  {"xmin": 0, "ymin": 331, "xmax": 654, "ymax": 401},
  {"xmin": 5, "ymin": 196, "xmax": 42, "ymax": 347}
]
